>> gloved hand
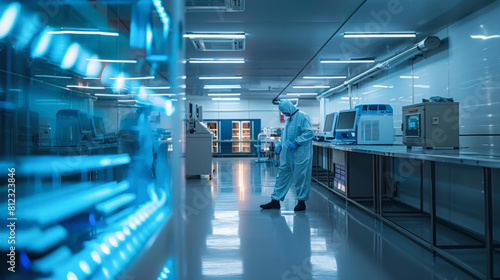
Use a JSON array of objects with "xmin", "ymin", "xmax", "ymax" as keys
[
  {"xmin": 289, "ymin": 141, "xmax": 299, "ymax": 151},
  {"xmin": 275, "ymin": 145, "xmax": 282, "ymax": 155}
]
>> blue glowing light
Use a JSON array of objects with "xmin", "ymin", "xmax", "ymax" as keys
[
  {"xmin": 116, "ymin": 232, "xmax": 125, "ymax": 241},
  {"xmin": 126, "ymin": 243, "xmax": 133, "ymax": 252},
  {"xmin": 31, "ymin": 29, "xmax": 52, "ymax": 58},
  {"xmin": 163, "ymin": 267, "xmax": 170, "ymax": 273},
  {"xmin": 138, "ymin": 213, "xmax": 146, "ymax": 222},
  {"xmin": 129, "ymin": 221, "xmax": 137, "ymax": 230},
  {"xmin": 67, "ymin": 271, "xmax": 78, "ymax": 280},
  {"xmin": 86, "ymin": 55, "xmax": 102, "ymax": 77},
  {"xmin": 79, "ymin": 260, "xmax": 91, "ymax": 274},
  {"xmin": 100, "ymin": 244, "xmax": 111, "ymax": 255},
  {"xmin": 20, "ymin": 251, "xmax": 31, "ymax": 270},
  {"xmin": 102, "ymin": 268, "xmax": 110, "ymax": 278},
  {"xmin": 120, "ymin": 250, "xmax": 126, "ymax": 260},
  {"xmin": 99, "ymin": 158, "xmax": 112, "ymax": 166},
  {"xmin": 89, "ymin": 212, "xmax": 95, "ymax": 226},
  {"xmin": 146, "ymin": 24, "xmax": 153, "ymax": 52},
  {"xmin": 165, "ymin": 100, "xmax": 174, "ymax": 116},
  {"xmin": 91, "ymin": 251, "xmax": 102, "ymax": 264},
  {"xmin": 160, "ymin": 272, "xmax": 167, "ymax": 279},
  {"xmin": 109, "ymin": 236, "xmax": 118, "ymax": 247},
  {"xmin": 123, "ymin": 227, "xmax": 131, "ymax": 236},
  {"xmin": 0, "ymin": 2, "xmax": 21, "ymax": 39},
  {"xmin": 61, "ymin": 43, "xmax": 80, "ymax": 69}
]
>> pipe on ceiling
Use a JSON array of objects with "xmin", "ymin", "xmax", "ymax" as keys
[{"xmin": 316, "ymin": 36, "xmax": 441, "ymax": 100}]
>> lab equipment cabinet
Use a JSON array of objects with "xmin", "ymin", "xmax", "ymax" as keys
[
  {"xmin": 204, "ymin": 119, "xmax": 261, "ymax": 156},
  {"xmin": 205, "ymin": 121, "xmax": 219, "ymax": 153}
]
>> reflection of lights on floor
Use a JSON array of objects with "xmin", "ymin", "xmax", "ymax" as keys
[{"xmin": 239, "ymin": 162, "xmax": 245, "ymax": 201}]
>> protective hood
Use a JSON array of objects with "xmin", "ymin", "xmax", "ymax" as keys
[{"xmin": 278, "ymin": 100, "xmax": 298, "ymax": 115}]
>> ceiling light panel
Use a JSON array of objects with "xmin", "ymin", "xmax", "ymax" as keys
[
  {"xmin": 199, "ymin": 76, "xmax": 243, "ymax": 80},
  {"xmin": 321, "ymin": 59, "xmax": 375, "ymax": 64},
  {"xmin": 207, "ymin": 93, "xmax": 241, "ymax": 96},
  {"xmin": 303, "ymin": 76, "xmax": 346, "ymax": 79},
  {"xmin": 343, "ymin": 32, "xmax": 416, "ymax": 38},
  {"xmin": 184, "ymin": 33, "xmax": 245, "ymax": 39},
  {"xmin": 292, "ymin": 85, "xmax": 330, "ymax": 89},
  {"xmin": 212, "ymin": 98, "xmax": 240, "ymax": 101},
  {"xmin": 204, "ymin": 85, "xmax": 241, "ymax": 89},
  {"xmin": 188, "ymin": 58, "xmax": 245, "ymax": 63}
]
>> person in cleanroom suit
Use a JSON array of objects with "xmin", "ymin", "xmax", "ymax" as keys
[{"xmin": 260, "ymin": 100, "xmax": 314, "ymax": 211}]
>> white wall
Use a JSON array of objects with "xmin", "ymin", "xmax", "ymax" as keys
[
  {"xmin": 189, "ymin": 97, "xmax": 320, "ymax": 130},
  {"xmin": 324, "ymin": 1, "xmax": 500, "ymax": 149}
]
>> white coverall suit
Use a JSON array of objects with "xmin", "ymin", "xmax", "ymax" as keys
[{"xmin": 271, "ymin": 100, "xmax": 314, "ymax": 201}]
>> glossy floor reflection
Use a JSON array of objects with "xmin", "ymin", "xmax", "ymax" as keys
[{"xmin": 184, "ymin": 158, "xmax": 472, "ymax": 280}]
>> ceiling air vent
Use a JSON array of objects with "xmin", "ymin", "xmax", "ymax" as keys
[
  {"xmin": 191, "ymin": 38, "xmax": 245, "ymax": 51},
  {"xmin": 186, "ymin": 0, "xmax": 245, "ymax": 12}
]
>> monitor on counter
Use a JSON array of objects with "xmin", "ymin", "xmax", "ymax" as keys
[
  {"xmin": 336, "ymin": 109, "xmax": 358, "ymax": 132},
  {"xmin": 323, "ymin": 113, "xmax": 337, "ymax": 133}
]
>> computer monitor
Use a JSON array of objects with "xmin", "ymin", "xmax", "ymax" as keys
[
  {"xmin": 323, "ymin": 113, "xmax": 337, "ymax": 133},
  {"xmin": 335, "ymin": 108, "xmax": 359, "ymax": 142},
  {"xmin": 336, "ymin": 109, "xmax": 358, "ymax": 131}
]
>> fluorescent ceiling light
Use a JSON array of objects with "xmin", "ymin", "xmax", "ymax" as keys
[
  {"xmin": 86, "ymin": 58, "xmax": 137, "ymax": 64},
  {"xmin": 118, "ymin": 100, "xmax": 137, "ymax": 102},
  {"xmin": 47, "ymin": 30, "xmax": 119, "ymax": 36},
  {"xmin": 188, "ymin": 58, "xmax": 245, "ymax": 64},
  {"xmin": 184, "ymin": 33, "xmax": 245, "ymax": 39},
  {"xmin": 182, "ymin": 76, "xmax": 187, "ymax": 79},
  {"xmin": 204, "ymin": 85, "xmax": 241, "ymax": 89},
  {"xmin": 207, "ymin": 93, "xmax": 241, "ymax": 96},
  {"xmin": 321, "ymin": 59, "xmax": 375, "ymax": 64},
  {"xmin": 110, "ymin": 76, "xmax": 155, "ymax": 80},
  {"xmin": 344, "ymin": 32, "xmax": 416, "ymax": 38},
  {"xmin": 132, "ymin": 86, "xmax": 170, "ymax": 89},
  {"xmin": 414, "ymin": 85, "xmax": 430, "ymax": 89},
  {"xmin": 67, "ymin": 85, "xmax": 105, "ymax": 89},
  {"xmin": 470, "ymin": 35, "xmax": 499, "ymax": 40},
  {"xmin": 34, "ymin": 75, "xmax": 72, "ymax": 79},
  {"xmin": 199, "ymin": 76, "xmax": 243, "ymax": 80},
  {"xmin": 212, "ymin": 98, "xmax": 240, "ymax": 101},
  {"xmin": 400, "ymin": 75, "xmax": 419, "ymax": 79},
  {"xmin": 83, "ymin": 77, "xmax": 100, "ymax": 80},
  {"xmin": 286, "ymin": 93, "xmax": 317, "ymax": 96},
  {"xmin": 373, "ymin": 85, "xmax": 393, "ymax": 88},
  {"xmin": 303, "ymin": 76, "xmax": 346, "ymax": 79},
  {"xmin": 131, "ymin": 93, "xmax": 176, "ymax": 96},
  {"xmin": 95, "ymin": 94, "xmax": 128, "ymax": 97},
  {"xmin": 292, "ymin": 85, "xmax": 330, "ymax": 89}
]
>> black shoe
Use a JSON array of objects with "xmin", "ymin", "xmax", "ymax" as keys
[
  {"xmin": 294, "ymin": 200, "xmax": 306, "ymax": 211},
  {"xmin": 260, "ymin": 199, "xmax": 280, "ymax": 209}
]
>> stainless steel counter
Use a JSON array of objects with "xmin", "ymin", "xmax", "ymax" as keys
[{"xmin": 313, "ymin": 142, "xmax": 500, "ymax": 169}]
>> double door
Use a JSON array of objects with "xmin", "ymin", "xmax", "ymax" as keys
[{"xmin": 232, "ymin": 121, "xmax": 251, "ymax": 153}]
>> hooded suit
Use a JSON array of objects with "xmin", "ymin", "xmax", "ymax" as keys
[{"xmin": 272, "ymin": 100, "xmax": 314, "ymax": 201}]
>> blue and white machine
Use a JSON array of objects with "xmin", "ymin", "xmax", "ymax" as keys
[{"xmin": 335, "ymin": 104, "xmax": 394, "ymax": 144}]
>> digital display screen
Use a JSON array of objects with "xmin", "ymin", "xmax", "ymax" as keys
[
  {"xmin": 336, "ymin": 111, "xmax": 357, "ymax": 130},
  {"xmin": 323, "ymin": 113, "xmax": 335, "ymax": 133},
  {"xmin": 405, "ymin": 114, "xmax": 420, "ymax": 137}
]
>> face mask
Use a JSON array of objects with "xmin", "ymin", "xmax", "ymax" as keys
[{"xmin": 282, "ymin": 112, "xmax": 291, "ymax": 117}]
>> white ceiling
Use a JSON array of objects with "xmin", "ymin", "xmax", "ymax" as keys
[{"xmin": 184, "ymin": 0, "xmax": 495, "ymax": 101}]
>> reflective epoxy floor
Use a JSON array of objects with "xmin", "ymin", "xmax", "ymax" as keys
[{"xmin": 184, "ymin": 158, "xmax": 472, "ymax": 280}]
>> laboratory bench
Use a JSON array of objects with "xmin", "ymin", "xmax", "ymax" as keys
[{"xmin": 312, "ymin": 142, "xmax": 500, "ymax": 280}]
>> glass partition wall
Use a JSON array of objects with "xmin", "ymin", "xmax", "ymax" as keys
[{"xmin": 0, "ymin": 1, "xmax": 185, "ymax": 279}]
